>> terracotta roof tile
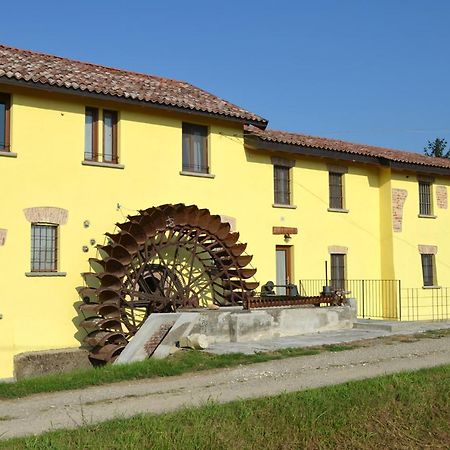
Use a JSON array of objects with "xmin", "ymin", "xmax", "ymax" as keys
[
  {"xmin": 245, "ymin": 125, "xmax": 450, "ymax": 170},
  {"xmin": 0, "ymin": 44, "xmax": 267, "ymax": 125}
]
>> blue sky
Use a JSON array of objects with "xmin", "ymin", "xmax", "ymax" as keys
[{"xmin": 1, "ymin": 1, "xmax": 450, "ymax": 152}]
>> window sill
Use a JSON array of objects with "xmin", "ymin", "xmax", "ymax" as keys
[
  {"xmin": 418, "ymin": 214, "xmax": 437, "ymax": 219},
  {"xmin": 422, "ymin": 285, "xmax": 441, "ymax": 289},
  {"xmin": 0, "ymin": 150, "xmax": 17, "ymax": 158},
  {"xmin": 25, "ymin": 272, "xmax": 67, "ymax": 277},
  {"xmin": 327, "ymin": 208, "xmax": 349, "ymax": 213},
  {"xmin": 272, "ymin": 203, "xmax": 297, "ymax": 209},
  {"xmin": 179, "ymin": 171, "xmax": 215, "ymax": 179},
  {"xmin": 82, "ymin": 160, "xmax": 124, "ymax": 169}
]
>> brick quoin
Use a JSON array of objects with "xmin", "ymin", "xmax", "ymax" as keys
[
  {"xmin": 436, "ymin": 185, "xmax": 448, "ymax": 209},
  {"xmin": 392, "ymin": 188, "xmax": 408, "ymax": 232}
]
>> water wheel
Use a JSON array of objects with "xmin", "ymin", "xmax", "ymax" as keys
[{"xmin": 77, "ymin": 204, "xmax": 258, "ymax": 364}]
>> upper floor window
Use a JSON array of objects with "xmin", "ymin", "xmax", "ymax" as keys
[
  {"xmin": 182, "ymin": 123, "xmax": 208, "ymax": 173},
  {"xmin": 421, "ymin": 254, "xmax": 436, "ymax": 287},
  {"xmin": 274, "ymin": 165, "xmax": 291, "ymax": 205},
  {"xmin": 0, "ymin": 93, "xmax": 11, "ymax": 151},
  {"xmin": 329, "ymin": 172, "xmax": 344, "ymax": 209},
  {"xmin": 84, "ymin": 107, "xmax": 98, "ymax": 161},
  {"xmin": 84, "ymin": 108, "xmax": 118, "ymax": 164},
  {"xmin": 31, "ymin": 223, "xmax": 58, "ymax": 272},
  {"xmin": 418, "ymin": 180, "xmax": 433, "ymax": 216}
]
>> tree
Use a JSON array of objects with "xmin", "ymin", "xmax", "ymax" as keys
[{"xmin": 423, "ymin": 138, "xmax": 450, "ymax": 158}]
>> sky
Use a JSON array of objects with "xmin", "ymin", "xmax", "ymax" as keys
[{"xmin": 1, "ymin": 0, "xmax": 450, "ymax": 153}]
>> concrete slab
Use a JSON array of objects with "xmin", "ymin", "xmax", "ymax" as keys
[
  {"xmin": 206, "ymin": 319, "xmax": 450, "ymax": 356},
  {"xmin": 115, "ymin": 313, "xmax": 180, "ymax": 364},
  {"xmin": 152, "ymin": 313, "xmax": 200, "ymax": 359}
]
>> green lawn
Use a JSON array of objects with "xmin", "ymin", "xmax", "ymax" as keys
[
  {"xmin": 0, "ymin": 346, "xmax": 325, "ymax": 399},
  {"xmin": 0, "ymin": 329, "xmax": 448, "ymax": 400},
  {"xmin": 2, "ymin": 364, "xmax": 449, "ymax": 449}
]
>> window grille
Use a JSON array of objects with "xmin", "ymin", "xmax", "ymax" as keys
[
  {"xmin": 31, "ymin": 224, "xmax": 58, "ymax": 272},
  {"xmin": 274, "ymin": 165, "xmax": 290, "ymax": 205},
  {"xmin": 330, "ymin": 253, "xmax": 346, "ymax": 290},
  {"xmin": 182, "ymin": 123, "xmax": 208, "ymax": 173},
  {"xmin": 419, "ymin": 181, "xmax": 432, "ymax": 216},
  {"xmin": 421, "ymin": 254, "xmax": 435, "ymax": 287},
  {"xmin": 329, "ymin": 172, "xmax": 343, "ymax": 209}
]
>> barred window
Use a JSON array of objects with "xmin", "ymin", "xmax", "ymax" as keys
[
  {"xmin": 0, "ymin": 93, "xmax": 11, "ymax": 151},
  {"xmin": 330, "ymin": 253, "xmax": 346, "ymax": 290},
  {"xmin": 31, "ymin": 224, "xmax": 58, "ymax": 272},
  {"xmin": 274, "ymin": 165, "xmax": 291, "ymax": 205},
  {"xmin": 419, "ymin": 181, "xmax": 432, "ymax": 216},
  {"xmin": 329, "ymin": 172, "xmax": 343, "ymax": 209},
  {"xmin": 421, "ymin": 254, "xmax": 435, "ymax": 287},
  {"xmin": 182, "ymin": 123, "xmax": 208, "ymax": 173}
]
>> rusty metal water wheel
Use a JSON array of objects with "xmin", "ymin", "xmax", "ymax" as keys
[{"xmin": 77, "ymin": 204, "xmax": 258, "ymax": 364}]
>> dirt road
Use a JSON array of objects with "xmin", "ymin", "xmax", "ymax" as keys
[{"xmin": 1, "ymin": 335, "xmax": 449, "ymax": 440}]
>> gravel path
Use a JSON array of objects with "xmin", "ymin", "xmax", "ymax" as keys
[{"xmin": 1, "ymin": 335, "xmax": 449, "ymax": 440}]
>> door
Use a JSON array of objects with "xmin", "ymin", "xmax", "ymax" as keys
[{"xmin": 276, "ymin": 246, "xmax": 292, "ymax": 295}]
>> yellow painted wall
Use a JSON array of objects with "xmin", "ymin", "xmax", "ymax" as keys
[
  {"xmin": 389, "ymin": 172, "xmax": 450, "ymax": 319},
  {"xmin": 0, "ymin": 84, "xmax": 448, "ymax": 378}
]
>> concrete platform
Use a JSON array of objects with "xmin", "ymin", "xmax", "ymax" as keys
[{"xmin": 206, "ymin": 319, "xmax": 450, "ymax": 355}]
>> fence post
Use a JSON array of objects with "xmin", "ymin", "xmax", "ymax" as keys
[
  {"xmin": 398, "ymin": 280, "xmax": 402, "ymax": 321},
  {"xmin": 361, "ymin": 279, "xmax": 365, "ymax": 318}
]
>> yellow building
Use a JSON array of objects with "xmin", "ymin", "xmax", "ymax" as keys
[{"xmin": 1, "ymin": 44, "xmax": 449, "ymax": 378}]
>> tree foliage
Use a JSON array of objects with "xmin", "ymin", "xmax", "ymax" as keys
[{"xmin": 424, "ymin": 138, "xmax": 450, "ymax": 158}]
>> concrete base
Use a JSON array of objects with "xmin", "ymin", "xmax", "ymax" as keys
[
  {"xmin": 191, "ymin": 304, "xmax": 356, "ymax": 344},
  {"xmin": 14, "ymin": 347, "xmax": 91, "ymax": 380},
  {"xmin": 11, "ymin": 304, "xmax": 356, "ymax": 377}
]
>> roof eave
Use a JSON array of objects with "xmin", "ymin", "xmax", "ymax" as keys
[
  {"xmin": 0, "ymin": 77, "xmax": 268, "ymax": 128},
  {"xmin": 245, "ymin": 135, "xmax": 450, "ymax": 176},
  {"xmin": 245, "ymin": 134, "xmax": 385, "ymax": 166}
]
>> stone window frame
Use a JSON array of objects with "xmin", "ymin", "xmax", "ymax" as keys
[
  {"xmin": 23, "ymin": 207, "xmax": 67, "ymax": 277},
  {"xmin": 328, "ymin": 246, "xmax": 347, "ymax": 290},
  {"xmin": 418, "ymin": 245, "xmax": 439, "ymax": 288}
]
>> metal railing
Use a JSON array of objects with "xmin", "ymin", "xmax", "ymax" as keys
[
  {"xmin": 401, "ymin": 287, "xmax": 450, "ymax": 321},
  {"xmin": 300, "ymin": 279, "xmax": 450, "ymax": 321},
  {"xmin": 299, "ymin": 279, "xmax": 401, "ymax": 320}
]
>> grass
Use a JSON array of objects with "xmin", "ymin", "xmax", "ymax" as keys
[
  {"xmin": 0, "ymin": 346, "xmax": 321, "ymax": 399},
  {"xmin": 0, "ymin": 328, "xmax": 448, "ymax": 400},
  {"xmin": 2, "ymin": 364, "xmax": 449, "ymax": 449}
]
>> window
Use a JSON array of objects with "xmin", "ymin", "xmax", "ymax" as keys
[
  {"xmin": 103, "ymin": 110, "xmax": 118, "ymax": 163},
  {"xmin": 329, "ymin": 172, "xmax": 344, "ymax": 209},
  {"xmin": 274, "ymin": 165, "xmax": 291, "ymax": 205},
  {"xmin": 84, "ymin": 107, "xmax": 98, "ymax": 161},
  {"xmin": 182, "ymin": 123, "xmax": 208, "ymax": 173},
  {"xmin": 31, "ymin": 224, "xmax": 58, "ymax": 272},
  {"xmin": 330, "ymin": 253, "xmax": 346, "ymax": 290},
  {"xmin": 419, "ymin": 181, "xmax": 433, "ymax": 216},
  {"xmin": 0, "ymin": 93, "xmax": 11, "ymax": 151},
  {"xmin": 421, "ymin": 254, "xmax": 435, "ymax": 287}
]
